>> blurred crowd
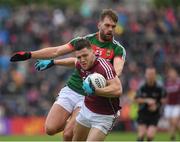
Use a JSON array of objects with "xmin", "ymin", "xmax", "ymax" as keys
[{"xmin": 0, "ymin": 2, "xmax": 179, "ymax": 118}]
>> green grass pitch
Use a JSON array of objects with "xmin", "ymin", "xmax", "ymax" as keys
[{"xmin": 0, "ymin": 132, "xmax": 180, "ymax": 141}]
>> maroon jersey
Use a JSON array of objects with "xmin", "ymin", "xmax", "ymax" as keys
[
  {"xmin": 165, "ymin": 78, "xmax": 180, "ymax": 105},
  {"xmin": 76, "ymin": 57, "xmax": 119, "ymax": 115}
]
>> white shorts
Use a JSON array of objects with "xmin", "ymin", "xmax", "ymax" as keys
[
  {"xmin": 76, "ymin": 104, "xmax": 116, "ymax": 135},
  {"xmin": 54, "ymin": 86, "xmax": 85, "ymax": 113},
  {"xmin": 164, "ymin": 105, "xmax": 180, "ymax": 118}
]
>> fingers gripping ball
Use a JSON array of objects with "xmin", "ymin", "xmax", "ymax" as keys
[
  {"xmin": 89, "ymin": 73, "xmax": 107, "ymax": 88},
  {"xmin": 82, "ymin": 73, "xmax": 106, "ymax": 95},
  {"xmin": 88, "ymin": 73, "xmax": 107, "ymax": 89}
]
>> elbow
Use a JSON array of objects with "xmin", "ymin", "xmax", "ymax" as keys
[{"xmin": 114, "ymin": 90, "xmax": 121, "ymax": 97}]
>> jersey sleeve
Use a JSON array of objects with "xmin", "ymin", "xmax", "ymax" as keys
[
  {"xmin": 98, "ymin": 58, "xmax": 116, "ymax": 80},
  {"xmin": 68, "ymin": 37, "xmax": 83, "ymax": 50}
]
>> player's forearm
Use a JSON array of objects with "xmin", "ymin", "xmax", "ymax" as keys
[
  {"xmin": 31, "ymin": 47, "xmax": 59, "ymax": 59},
  {"xmin": 135, "ymin": 98, "xmax": 146, "ymax": 104},
  {"xmin": 114, "ymin": 66, "xmax": 123, "ymax": 77},
  {"xmin": 161, "ymin": 98, "xmax": 167, "ymax": 104},
  {"xmin": 31, "ymin": 45, "xmax": 73, "ymax": 59},
  {"xmin": 135, "ymin": 98, "xmax": 152, "ymax": 104},
  {"xmin": 54, "ymin": 58, "xmax": 76, "ymax": 67},
  {"xmin": 95, "ymin": 86, "xmax": 121, "ymax": 97},
  {"xmin": 95, "ymin": 79, "xmax": 122, "ymax": 97}
]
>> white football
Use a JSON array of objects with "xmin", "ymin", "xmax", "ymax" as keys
[{"xmin": 85, "ymin": 73, "xmax": 107, "ymax": 88}]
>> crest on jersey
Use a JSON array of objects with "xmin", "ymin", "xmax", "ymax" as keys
[{"xmin": 106, "ymin": 49, "xmax": 111, "ymax": 57}]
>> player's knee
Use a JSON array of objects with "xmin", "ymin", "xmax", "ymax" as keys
[
  {"xmin": 45, "ymin": 124, "xmax": 63, "ymax": 135},
  {"xmin": 45, "ymin": 126, "xmax": 56, "ymax": 135},
  {"xmin": 63, "ymin": 129, "xmax": 73, "ymax": 141},
  {"xmin": 147, "ymin": 133, "xmax": 154, "ymax": 141}
]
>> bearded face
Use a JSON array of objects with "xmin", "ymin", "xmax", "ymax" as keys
[{"xmin": 98, "ymin": 16, "xmax": 116, "ymax": 41}]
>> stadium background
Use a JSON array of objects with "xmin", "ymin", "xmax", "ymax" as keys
[{"xmin": 0, "ymin": 0, "xmax": 179, "ymax": 141}]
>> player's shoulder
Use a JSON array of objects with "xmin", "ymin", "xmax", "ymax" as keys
[
  {"xmin": 156, "ymin": 81, "xmax": 165, "ymax": 90},
  {"xmin": 84, "ymin": 33, "xmax": 96, "ymax": 40},
  {"xmin": 97, "ymin": 57, "xmax": 113, "ymax": 68},
  {"xmin": 97, "ymin": 57, "xmax": 110, "ymax": 63},
  {"xmin": 138, "ymin": 80, "xmax": 146, "ymax": 89},
  {"xmin": 112, "ymin": 38, "xmax": 126, "ymax": 54},
  {"xmin": 70, "ymin": 33, "xmax": 96, "ymax": 42},
  {"xmin": 69, "ymin": 36, "xmax": 83, "ymax": 43},
  {"xmin": 112, "ymin": 38, "xmax": 124, "ymax": 48}
]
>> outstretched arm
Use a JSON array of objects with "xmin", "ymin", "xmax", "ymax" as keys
[
  {"xmin": 31, "ymin": 44, "xmax": 74, "ymax": 59},
  {"xmin": 35, "ymin": 58, "xmax": 76, "ymax": 71},
  {"xmin": 10, "ymin": 44, "xmax": 74, "ymax": 62},
  {"xmin": 54, "ymin": 57, "xmax": 76, "ymax": 67}
]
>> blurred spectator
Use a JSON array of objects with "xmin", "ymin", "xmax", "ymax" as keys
[
  {"xmin": 135, "ymin": 67, "xmax": 166, "ymax": 141},
  {"xmin": 164, "ymin": 68, "xmax": 180, "ymax": 141}
]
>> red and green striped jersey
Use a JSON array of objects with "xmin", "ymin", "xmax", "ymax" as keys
[{"xmin": 66, "ymin": 32, "xmax": 126, "ymax": 96}]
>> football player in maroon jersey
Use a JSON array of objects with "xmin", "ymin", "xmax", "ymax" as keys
[
  {"xmin": 43, "ymin": 38, "xmax": 122, "ymax": 141},
  {"xmin": 164, "ymin": 68, "xmax": 180, "ymax": 141}
]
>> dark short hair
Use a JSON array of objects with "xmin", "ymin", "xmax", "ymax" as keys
[
  {"xmin": 74, "ymin": 38, "xmax": 91, "ymax": 51},
  {"xmin": 100, "ymin": 9, "xmax": 118, "ymax": 23}
]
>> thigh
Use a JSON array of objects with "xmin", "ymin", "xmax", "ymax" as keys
[
  {"xmin": 72, "ymin": 121, "xmax": 90, "ymax": 141},
  {"xmin": 78, "ymin": 104, "xmax": 115, "ymax": 135},
  {"xmin": 55, "ymin": 86, "xmax": 84, "ymax": 113},
  {"xmin": 171, "ymin": 105, "xmax": 180, "ymax": 118},
  {"xmin": 87, "ymin": 127, "xmax": 106, "ymax": 141},
  {"xmin": 45, "ymin": 103, "xmax": 71, "ymax": 130},
  {"xmin": 63, "ymin": 107, "xmax": 81, "ymax": 136}
]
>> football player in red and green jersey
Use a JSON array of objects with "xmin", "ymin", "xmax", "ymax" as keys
[{"xmin": 10, "ymin": 9, "xmax": 126, "ymax": 141}]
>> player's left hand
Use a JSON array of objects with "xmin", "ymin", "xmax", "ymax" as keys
[
  {"xmin": 35, "ymin": 60, "xmax": 54, "ymax": 71},
  {"xmin": 148, "ymin": 103, "xmax": 158, "ymax": 112},
  {"xmin": 82, "ymin": 79, "xmax": 95, "ymax": 95}
]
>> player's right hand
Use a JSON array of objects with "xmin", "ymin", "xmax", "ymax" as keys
[
  {"xmin": 10, "ymin": 51, "xmax": 31, "ymax": 62},
  {"xmin": 145, "ymin": 98, "xmax": 156, "ymax": 105},
  {"xmin": 35, "ymin": 60, "xmax": 54, "ymax": 71},
  {"xmin": 82, "ymin": 78, "xmax": 95, "ymax": 95}
]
